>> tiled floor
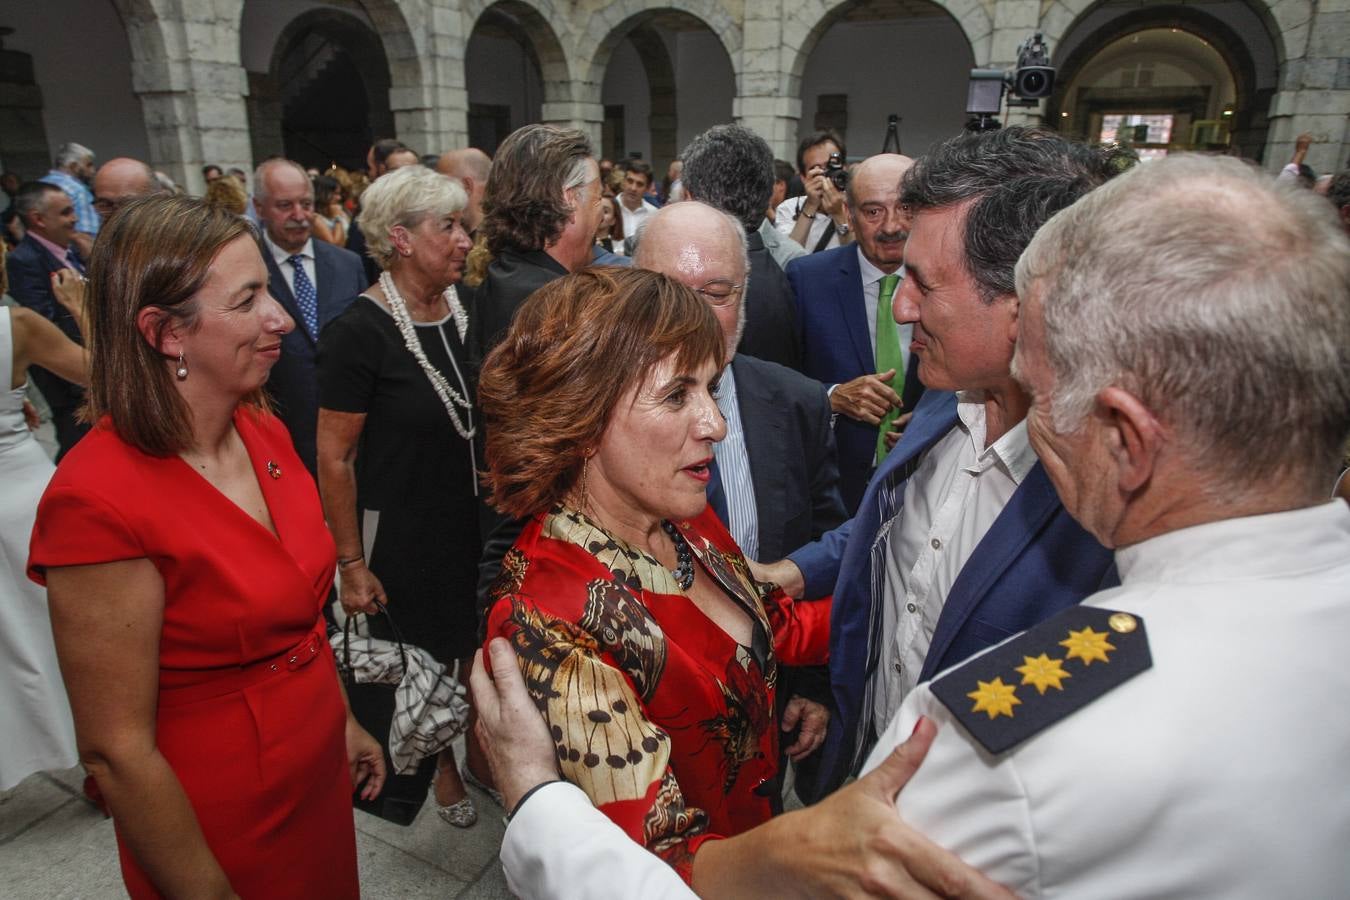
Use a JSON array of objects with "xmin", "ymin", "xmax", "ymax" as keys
[{"xmin": 0, "ymin": 746, "xmax": 513, "ymax": 899}]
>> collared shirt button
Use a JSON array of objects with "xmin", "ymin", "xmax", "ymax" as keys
[
  {"xmin": 906, "ymin": 602, "xmax": 917, "ymax": 613},
  {"xmin": 893, "ymin": 660, "xmax": 903, "ymax": 674},
  {"xmin": 931, "ymin": 538, "xmax": 942, "ymax": 550}
]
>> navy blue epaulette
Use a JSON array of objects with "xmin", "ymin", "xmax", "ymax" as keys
[{"xmin": 930, "ymin": 605, "xmax": 1152, "ymax": 756}]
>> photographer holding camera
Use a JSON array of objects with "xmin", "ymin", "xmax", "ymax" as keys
[{"xmin": 775, "ymin": 130, "xmax": 855, "ymax": 253}]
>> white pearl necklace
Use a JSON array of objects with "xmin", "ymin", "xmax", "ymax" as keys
[{"xmin": 379, "ymin": 270, "xmax": 475, "ymax": 440}]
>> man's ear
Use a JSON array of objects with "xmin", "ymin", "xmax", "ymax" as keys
[
  {"xmin": 1097, "ymin": 386, "xmax": 1164, "ymax": 493},
  {"xmin": 136, "ymin": 306, "xmax": 180, "ymax": 359},
  {"xmin": 1000, "ymin": 291, "xmax": 1020, "ymax": 346}
]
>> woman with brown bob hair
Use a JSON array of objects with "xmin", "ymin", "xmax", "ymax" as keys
[
  {"xmin": 27, "ymin": 194, "xmax": 384, "ymax": 899},
  {"xmin": 479, "ymin": 266, "xmax": 830, "ymax": 883}
]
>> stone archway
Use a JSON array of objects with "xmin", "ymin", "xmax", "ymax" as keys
[
  {"xmin": 464, "ymin": 0, "xmax": 575, "ymax": 142},
  {"xmin": 577, "ymin": 0, "xmax": 740, "ymax": 154},
  {"xmin": 789, "ymin": 0, "xmax": 980, "ymax": 156},
  {"xmin": 1044, "ymin": 2, "xmax": 1279, "ymax": 161},
  {"xmin": 462, "ymin": 0, "xmax": 572, "ymax": 153},
  {"xmin": 593, "ymin": 9, "xmax": 736, "ymax": 171},
  {"xmin": 257, "ymin": 9, "xmax": 393, "ymax": 170}
]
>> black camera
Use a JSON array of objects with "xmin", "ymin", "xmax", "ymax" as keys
[
  {"xmin": 825, "ymin": 151, "xmax": 849, "ymax": 191},
  {"xmin": 965, "ymin": 32, "xmax": 1057, "ymax": 130}
]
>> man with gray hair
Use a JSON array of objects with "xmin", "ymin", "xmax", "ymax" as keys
[
  {"xmin": 473, "ymin": 152, "xmax": 1350, "ymax": 900},
  {"xmin": 41, "ymin": 142, "xmax": 98, "ymax": 258},
  {"xmin": 472, "ymin": 124, "xmax": 603, "ymax": 352},
  {"xmin": 254, "ymin": 157, "xmax": 365, "ymax": 474},
  {"xmin": 633, "ymin": 201, "xmax": 847, "ymax": 778},
  {"xmin": 679, "ymin": 124, "xmax": 802, "ymax": 372}
]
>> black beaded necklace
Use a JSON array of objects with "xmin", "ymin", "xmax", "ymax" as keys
[{"xmin": 660, "ymin": 520, "xmax": 695, "ymax": 590}]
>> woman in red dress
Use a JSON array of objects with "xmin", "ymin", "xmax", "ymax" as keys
[
  {"xmin": 478, "ymin": 268, "xmax": 831, "ymax": 883},
  {"xmin": 27, "ymin": 196, "xmax": 384, "ymax": 899}
]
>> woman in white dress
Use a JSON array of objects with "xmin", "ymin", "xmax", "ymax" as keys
[{"xmin": 1, "ymin": 292, "xmax": 87, "ymax": 789}]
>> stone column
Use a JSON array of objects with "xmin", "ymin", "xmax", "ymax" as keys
[
  {"xmin": 1263, "ymin": 0, "xmax": 1349, "ymax": 175},
  {"xmin": 736, "ymin": 9, "xmax": 798, "ymax": 158},
  {"xmin": 541, "ymin": 100, "xmax": 606, "ymax": 150},
  {"xmin": 123, "ymin": 0, "xmax": 251, "ymax": 195},
  {"xmin": 385, "ymin": 0, "xmax": 468, "ymax": 156}
]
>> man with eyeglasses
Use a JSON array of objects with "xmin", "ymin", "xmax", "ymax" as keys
[
  {"xmin": 92, "ymin": 158, "xmax": 159, "ymax": 221},
  {"xmin": 678, "ymin": 125, "xmax": 803, "ymax": 373},
  {"xmin": 782, "ymin": 153, "xmax": 924, "ymax": 515},
  {"xmin": 634, "ymin": 200, "xmax": 847, "ymax": 795}
]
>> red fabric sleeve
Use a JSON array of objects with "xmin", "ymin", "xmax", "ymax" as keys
[
  {"xmin": 765, "ymin": 590, "xmax": 832, "ymax": 667},
  {"xmin": 28, "ymin": 486, "xmax": 145, "ymax": 585}
]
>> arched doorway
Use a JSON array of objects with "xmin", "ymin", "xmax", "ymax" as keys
[
  {"xmin": 598, "ymin": 10, "xmax": 735, "ymax": 171},
  {"xmin": 1047, "ymin": 2, "xmax": 1279, "ymax": 160},
  {"xmin": 795, "ymin": 0, "xmax": 976, "ymax": 159},
  {"xmin": 262, "ymin": 9, "xmax": 393, "ymax": 171},
  {"xmin": 464, "ymin": 2, "xmax": 570, "ymax": 155}
]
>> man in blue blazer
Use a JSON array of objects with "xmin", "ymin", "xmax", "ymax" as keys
[
  {"xmin": 762, "ymin": 129, "xmax": 1129, "ymax": 799},
  {"xmin": 254, "ymin": 159, "xmax": 366, "ymax": 474},
  {"xmin": 786, "ymin": 155, "xmax": 925, "ymax": 514}
]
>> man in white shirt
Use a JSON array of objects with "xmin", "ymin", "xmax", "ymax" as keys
[
  {"xmin": 617, "ymin": 159, "xmax": 658, "ymax": 238},
  {"xmin": 774, "ymin": 130, "xmax": 853, "ymax": 253},
  {"xmin": 475, "ymin": 152, "xmax": 1350, "ymax": 900},
  {"xmin": 765, "ymin": 130, "xmax": 1125, "ymax": 800}
]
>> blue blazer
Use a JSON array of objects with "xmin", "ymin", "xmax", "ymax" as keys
[
  {"xmin": 786, "ymin": 245, "xmax": 922, "ymax": 512},
  {"xmin": 263, "ymin": 239, "xmax": 366, "ymax": 474},
  {"xmin": 797, "ymin": 389, "xmax": 1118, "ymax": 799},
  {"xmin": 6, "ymin": 235, "xmax": 84, "ymax": 417}
]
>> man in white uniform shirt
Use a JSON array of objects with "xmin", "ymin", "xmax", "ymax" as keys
[
  {"xmin": 617, "ymin": 159, "xmax": 658, "ymax": 240},
  {"xmin": 475, "ymin": 152, "xmax": 1350, "ymax": 900}
]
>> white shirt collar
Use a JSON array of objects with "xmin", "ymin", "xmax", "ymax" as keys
[
  {"xmin": 856, "ymin": 246, "xmax": 903, "ymax": 286},
  {"xmin": 1113, "ymin": 500, "xmax": 1350, "ymax": 587},
  {"xmin": 262, "ymin": 230, "xmax": 314, "ymax": 265},
  {"xmin": 953, "ymin": 390, "xmax": 1037, "ymax": 484}
]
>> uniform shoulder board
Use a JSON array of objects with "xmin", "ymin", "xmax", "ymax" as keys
[{"xmin": 930, "ymin": 605, "xmax": 1152, "ymax": 756}]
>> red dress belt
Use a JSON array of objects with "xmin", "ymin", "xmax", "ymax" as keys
[{"xmin": 157, "ymin": 619, "xmax": 327, "ymax": 708}]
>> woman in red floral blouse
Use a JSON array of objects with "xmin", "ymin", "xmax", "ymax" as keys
[{"xmin": 478, "ymin": 267, "xmax": 830, "ymax": 882}]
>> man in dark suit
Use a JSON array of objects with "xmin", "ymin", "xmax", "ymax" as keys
[
  {"xmin": 786, "ymin": 154, "xmax": 923, "ymax": 514},
  {"xmin": 6, "ymin": 181, "xmax": 88, "ymax": 458},
  {"xmin": 471, "ymin": 124, "xmax": 604, "ymax": 355},
  {"xmin": 254, "ymin": 158, "xmax": 366, "ymax": 474},
  {"xmin": 633, "ymin": 199, "xmax": 848, "ymax": 778},
  {"xmin": 679, "ymin": 125, "xmax": 803, "ymax": 373},
  {"xmin": 757, "ymin": 128, "xmax": 1128, "ymax": 801}
]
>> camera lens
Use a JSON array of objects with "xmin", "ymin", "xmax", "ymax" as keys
[{"xmin": 1022, "ymin": 71, "xmax": 1045, "ymax": 94}]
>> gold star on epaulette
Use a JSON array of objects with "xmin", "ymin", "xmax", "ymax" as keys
[
  {"xmin": 967, "ymin": 677, "xmax": 1021, "ymax": 719},
  {"xmin": 1015, "ymin": 653, "xmax": 1071, "ymax": 694},
  {"xmin": 930, "ymin": 606, "xmax": 1153, "ymax": 755},
  {"xmin": 1060, "ymin": 626, "xmax": 1115, "ymax": 665}
]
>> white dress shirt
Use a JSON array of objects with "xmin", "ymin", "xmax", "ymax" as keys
[
  {"xmin": 873, "ymin": 397, "xmax": 1035, "ymax": 735},
  {"xmin": 262, "ymin": 231, "xmax": 317, "ymax": 299},
  {"xmin": 774, "ymin": 196, "xmax": 841, "ymax": 252},
  {"xmin": 711, "ymin": 363, "xmax": 759, "ymax": 560},
  {"xmin": 619, "ymin": 198, "xmax": 657, "ymax": 240}
]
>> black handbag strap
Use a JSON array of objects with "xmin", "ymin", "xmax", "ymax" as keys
[{"xmin": 341, "ymin": 599, "xmax": 409, "ymax": 676}]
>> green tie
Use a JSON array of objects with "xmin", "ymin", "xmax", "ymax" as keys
[{"xmin": 874, "ymin": 273, "xmax": 904, "ymax": 463}]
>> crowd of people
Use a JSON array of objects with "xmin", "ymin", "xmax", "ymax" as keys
[{"xmin": 1, "ymin": 120, "xmax": 1348, "ymax": 900}]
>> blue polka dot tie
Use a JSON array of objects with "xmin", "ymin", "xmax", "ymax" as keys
[{"xmin": 287, "ymin": 254, "xmax": 318, "ymax": 339}]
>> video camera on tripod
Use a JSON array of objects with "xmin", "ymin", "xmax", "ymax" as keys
[{"xmin": 965, "ymin": 32, "xmax": 1056, "ymax": 131}]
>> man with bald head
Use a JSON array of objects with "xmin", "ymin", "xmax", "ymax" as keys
[
  {"xmin": 92, "ymin": 158, "xmax": 158, "ymax": 221},
  {"xmin": 634, "ymin": 202, "xmax": 848, "ymax": 776},
  {"xmin": 786, "ymin": 153, "xmax": 922, "ymax": 513},
  {"xmin": 436, "ymin": 147, "xmax": 491, "ymax": 235}
]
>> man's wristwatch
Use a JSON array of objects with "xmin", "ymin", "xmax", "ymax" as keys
[{"xmin": 835, "ymin": 220, "xmax": 851, "ymax": 235}]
